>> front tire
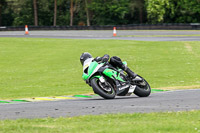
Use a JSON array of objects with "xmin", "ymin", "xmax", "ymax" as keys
[
  {"xmin": 133, "ymin": 75, "xmax": 151, "ymax": 97},
  {"xmin": 90, "ymin": 78, "xmax": 116, "ymax": 99}
]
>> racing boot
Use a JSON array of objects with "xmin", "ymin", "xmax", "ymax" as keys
[
  {"xmin": 122, "ymin": 65, "xmax": 143, "ymax": 81},
  {"xmin": 125, "ymin": 67, "xmax": 137, "ymax": 79},
  {"xmin": 121, "ymin": 64, "xmax": 136, "ymax": 78},
  {"xmin": 126, "ymin": 68, "xmax": 143, "ymax": 82}
]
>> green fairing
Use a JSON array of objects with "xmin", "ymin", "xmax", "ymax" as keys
[
  {"xmin": 88, "ymin": 61, "xmax": 98, "ymax": 76},
  {"xmin": 82, "ymin": 61, "xmax": 99, "ymax": 81},
  {"xmin": 82, "ymin": 73, "xmax": 89, "ymax": 81},
  {"xmin": 103, "ymin": 68, "xmax": 125, "ymax": 82},
  {"xmin": 90, "ymin": 75, "xmax": 101, "ymax": 80},
  {"xmin": 82, "ymin": 61, "xmax": 126, "ymax": 82}
]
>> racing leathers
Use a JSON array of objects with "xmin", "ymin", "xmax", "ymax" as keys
[{"xmin": 94, "ymin": 54, "xmax": 137, "ymax": 78}]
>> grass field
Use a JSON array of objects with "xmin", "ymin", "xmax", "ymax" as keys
[
  {"xmin": 0, "ymin": 110, "xmax": 199, "ymax": 133},
  {"xmin": 0, "ymin": 38, "xmax": 200, "ymax": 99}
]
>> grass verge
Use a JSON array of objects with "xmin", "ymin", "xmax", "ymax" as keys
[
  {"xmin": 119, "ymin": 34, "xmax": 200, "ymax": 37},
  {"xmin": 0, "ymin": 110, "xmax": 200, "ymax": 133},
  {"xmin": 0, "ymin": 38, "xmax": 200, "ymax": 99},
  {"xmin": 156, "ymin": 85, "xmax": 200, "ymax": 90}
]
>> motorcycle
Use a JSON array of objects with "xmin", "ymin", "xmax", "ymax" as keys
[{"xmin": 82, "ymin": 58, "xmax": 151, "ymax": 99}]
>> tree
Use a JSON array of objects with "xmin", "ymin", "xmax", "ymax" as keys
[
  {"xmin": 9, "ymin": 0, "xmax": 34, "ymax": 26},
  {"xmin": 145, "ymin": 0, "xmax": 169, "ymax": 23},
  {"xmin": 56, "ymin": 0, "xmax": 70, "ymax": 26},
  {"xmin": 88, "ymin": 0, "xmax": 129, "ymax": 25},
  {"xmin": 129, "ymin": 0, "xmax": 145, "ymax": 23},
  {"xmin": 53, "ymin": 0, "xmax": 57, "ymax": 26},
  {"xmin": 33, "ymin": 0, "xmax": 38, "ymax": 26},
  {"xmin": 70, "ymin": 0, "xmax": 73, "ymax": 26},
  {"xmin": 0, "ymin": 0, "xmax": 7, "ymax": 26},
  {"xmin": 174, "ymin": 0, "xmax": 200, "ymax": 23},
  {"xmin": 85, "ymin": 0, "xmax": 90, "ymax": 26},
  {"xmin": 4, "ymin": 0, "xmax": 200, "ymax": 26},
  {"xmin": 146, "ymin": 0, "xmax": 200, "ymax": 23},
  {"xmin": 0, "ymin": 1, "xmax": 3, "ymax": 26}
]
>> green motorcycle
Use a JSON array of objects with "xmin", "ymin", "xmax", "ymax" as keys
[{"xmin": 82, "ymin": 58, "xmax": 151, "ymax": 99}]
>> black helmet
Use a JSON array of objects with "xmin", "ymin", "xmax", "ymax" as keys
[{"xmin": 80, "ymin": 52, "xmax": 92, "ymax": 65}]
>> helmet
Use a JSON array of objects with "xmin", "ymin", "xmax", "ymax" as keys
[{"xmin": 80, "ymin": 52, "xmax": 92, "ymax": 65}]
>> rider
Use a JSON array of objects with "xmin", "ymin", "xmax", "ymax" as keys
[{"xmin": 80, "ymin": 52, "xmax": 137, "ymax": 79}]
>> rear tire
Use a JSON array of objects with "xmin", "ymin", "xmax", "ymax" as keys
[
  {"xmin": 133, "ymin": 75, "xmax": 151, "ymax": 97},
  {"xmin": 90, "ymin": 78, "xmax": 116, "ymax": 99}
]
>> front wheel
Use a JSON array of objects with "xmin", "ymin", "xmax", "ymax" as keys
[
  {"xmin": 90, "ymin": 78, "xmax": 116, "ymax": 99},
  {"xmin": 133, "ymin": 75, "xmax": 151, "ymax": 97}
]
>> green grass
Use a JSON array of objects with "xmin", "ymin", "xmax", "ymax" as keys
[
  {"xmin": 120, "ymin": 34, "xmax": 200, "ymax": 37},
  {"xmin": 0, "ymin": 111, "xmax": 200, "ymax": 133},
  {"xmin": 0, "ymin": 38, "xmax": 200, "ymax": 99}
]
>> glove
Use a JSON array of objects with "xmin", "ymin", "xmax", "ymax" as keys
[
  {"xmin": 94, "ymin": 56, "xmax": 102, "ymax": 62},
  {"xmin": 102, "ymin": 54, "xmax": 109, "ymax": 63}
]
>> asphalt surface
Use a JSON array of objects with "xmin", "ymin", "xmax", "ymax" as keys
[
  {"xmin": 0, "ymin": 89, "xmax": 200, "ymax": 120},
  {"xmin": 0, "ymin": 30, "xmax": 200, "ymax": 41}
]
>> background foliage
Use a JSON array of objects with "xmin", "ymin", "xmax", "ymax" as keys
[
  {"xmin": 0, "ymin": 0, "xmax": 200, "ymax": 26},
  {"xmin": 146, "ymin": 0, "xmax": 200, "ymax": 23}
]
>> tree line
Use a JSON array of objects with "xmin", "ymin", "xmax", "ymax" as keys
[{"xmin": 0, "ymin": 0, "xmax": 200, "ymax": 26}]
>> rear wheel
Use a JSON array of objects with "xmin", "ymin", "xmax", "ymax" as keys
[
  {"xmin": 132, "ymin": 75, "xmax": 151, "ymax": 97},
  {"xmin": 90, "ymin": 78, "xmax": 116, "ymax": 99}
]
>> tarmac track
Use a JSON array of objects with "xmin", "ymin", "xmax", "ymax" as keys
[
  {"xmin": 0, "ymin": 30, "xmax": 200, "ymax": 41},
  {"xmin": 0, "ymin": 89, "xmax": 200, "ymax": 120}
]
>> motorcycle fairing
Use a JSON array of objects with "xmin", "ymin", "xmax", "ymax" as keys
[{"xmin": 102, "ymin": 68, "xmax": 125, "ymax": 82}]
